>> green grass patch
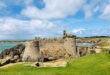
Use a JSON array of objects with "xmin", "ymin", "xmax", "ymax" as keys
[
  {"xmin": 101, "ymin": 43, "xmax": 110, "ymax": 47},
  {"xmin": 0, "ymin": 53, "xmax": 110, "ymax": 75},
  {"xmin": 100, "ymin": 48, "xmax": 110, "ymax": 51}
]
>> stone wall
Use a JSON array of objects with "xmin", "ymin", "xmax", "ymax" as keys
[
  {"xmin": 22, "ymin": 37, "xmax": 77, "ymax": 61},
  {"xmin": 35, "ymin": 37, "xmax": 64, "ymax": 49},
  {"xmin": 35, "ymin": 36, "xmax": 77, "ymax": 60},
  {"xmin": 64, "ymin": 37, "xmax": 77, "ymax": 57},
  {"xmin": 22, "ymin": 31, "xmax": 77, "ymax": 62},
  {"xmin": 22, "ymin": 41, "xmax": 40, "ymax": 62}
]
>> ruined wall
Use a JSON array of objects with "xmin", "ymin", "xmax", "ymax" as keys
[
  {"xmin": 22, "ymin": 41, "xmax": 40, "ymax": 62},
  {"xmin": 22, "ymin": 31, "xmax": 77, "ymax": 62},
  {"xmin": 35, "ymin": 37, "xmax": 64, "ymax": 49},
  {"xmin": 35, "ymin": 36, "xmax": 77, "ymax": 60},
  {"xmin": 35, "ymin": 37, "xmax": 68, "ymax": 60},
  {"xmin": 64, "ymin": 37, "xmax": 77, "ymax": 57}
]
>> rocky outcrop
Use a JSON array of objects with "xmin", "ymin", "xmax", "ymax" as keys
[
  {"xmin": 0, "ymin": 44, "xmax": 25, "ymax": 66},
  {"xmin": 41, "ymin": 46, "xmax": 70, "ymax": 61},
  {"xmin": 77, "ymin": 46, "xmax": 89, "ymax": 56},
  {"xmin": 76, "ymin": 39, "xmax": 101, "ymax": 43},
  {"xmin": 102, "ymin": 50, "xmax": 110, "ymax": 54},
  {"xmin": 77, "ymin": 46, "xmax": 96, "ymax": 57}
]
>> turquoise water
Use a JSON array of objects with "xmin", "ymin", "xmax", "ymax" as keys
[
  {"xmin": 76, "ymin": 43, "xmax": 93, "ymax": 47},
  {"xmin": 0, "ymin": 42, "xmax": 93, "ymax": 53},
  {"xmin": 0, "ymin": 42, "xmax": 25, "ymax": 53}
]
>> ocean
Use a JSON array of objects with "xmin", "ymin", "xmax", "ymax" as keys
[{"xmin": 0, "ymin": 42, "xmax": 25, "ymax": 53}]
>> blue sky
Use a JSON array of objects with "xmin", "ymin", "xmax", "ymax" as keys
[{"xmin": 0, "ymin": 0, "xmax": 110, "ymax": 40}]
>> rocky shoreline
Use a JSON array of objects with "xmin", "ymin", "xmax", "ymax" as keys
[
  {"xmin": 0, "ymin": 37, "xmax": 110, "ymax": 67},
  {"xmin": 0, "ymin": 43, "xmax": 99, "ymax": 67},
  {"xmin": 0, "ymin": 44, "xmax": 25, "ymax": 66},
  {"xmin": 76, "ymin": 39, "xmax": 102, "ymax": 43}
]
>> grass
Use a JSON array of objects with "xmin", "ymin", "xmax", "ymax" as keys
[
  {"xmin": 101, "ymin": 43, "xmax": 110, "ymax": 47},
  {"xmin": 99, "ymin": 43, "xmax": 110, "ymax": 51},
  {"xmin": 0, "ymin": 53, "xmax": 110, "ymax": 75},
  {"xmin": 77, "ymin": 37, "xmax": 110, "ymax": 39},
  {"xmin": 100, "ymin": 48, "xmax": 110, "ymax": 51}
]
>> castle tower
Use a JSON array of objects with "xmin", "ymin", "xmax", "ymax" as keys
[
  {"xmin": 63, "ymin": 30, "xmax": 67, "ymax": 38},
  {"xmin": 22, "ymin": 41, "xmax": 40, "ymax": 62},
  {"xmin": 64, "ymin": 34, "xmax": 77, "ymax": 58}
]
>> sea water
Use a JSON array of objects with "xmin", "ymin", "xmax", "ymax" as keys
[
  {"xmin": 0, "ymin": 42, "xmax": 93, "ymax": 53},
  {"xmin": 76, "ymin": 43, "xmax": 93, "ymax": 47},
  {"xmin": 0, "ymin": 42, "xmax": 25, "ymax": 53}
]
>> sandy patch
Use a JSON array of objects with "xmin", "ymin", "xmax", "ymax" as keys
[
  {"xmin": 103, "ymin": 47, "xmax": 110, "ymax": 49},
  {"xmin": 95, "ymin": 49, "xmax": 102, "ymax": 53},
  {"xmin": 42, "ymin": 61, "xmax": 67, "ymax": 67},
  {"xmin": 25, "ymin": 60, "xmax": 67, "ymax": 67},
  {"xmin": 0, "ymin": 62, "xmax": 23, "ymax": 68}
]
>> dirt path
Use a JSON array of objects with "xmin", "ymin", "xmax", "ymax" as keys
[
  {"xmin": 25, "ymin": 59, "xmax": 67, "ymax": 67},
  {"xmin": 103, "ymin": 47, "xmax": 110, "ymax": 48},
  {"xmin": 42, "ymin": 61, "xmax": 67, "ymax": 67},
  {"xmin": 0, "ymin": 59, "xmax": 67, "ymax": 68},
  {"xmin": 0, "ymin": 62, "xmax": 23, "ymax": 68}
]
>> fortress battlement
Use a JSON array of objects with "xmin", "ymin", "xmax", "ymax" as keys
[{"xmin": 22, "ymin": 30, "xmax": 78, "ymax": 62}]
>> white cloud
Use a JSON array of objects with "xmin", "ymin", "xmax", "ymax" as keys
[
  {"xmin": 83, "ymin": 0, "xmax": 109, "ymax": 19},
  {"xmin": 93, "ymin": 6, "xmax": 99, "ymax": 12},
  {"xmin": 24, "ymin": 0, "xmax": 34, "ymax": 6},
  {"xmin": 0, "ymin": 17, "xmax": 65, "ymax": 40},
  {"xmin": 83, "ymin": 5, "xmax": 92, "ymax": 19},
  {"xmin": 0, "ymin": 1, "xmax": 7, "ymax": 9},
  {"xmin": 100, "ymin": 4, "xmax": 110, "ymax": 20},
  {"xmin": 109, "ymin": 0, "xmax": 110, "ymax": 3},
  {"xmin": 72, "ymin": 28, "xmax": 86, "ymax": 34},
  {"xmin": 21, "ymin": 0, "xmax": 86, "ymax": 19}
]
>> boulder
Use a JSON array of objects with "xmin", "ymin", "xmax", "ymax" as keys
[
  {"xmin": 90, "ymin": 50, "xmax": 96, "ymax": 54},
  {"xmin": 0, "ymin": 59, "xmax": 10, "ymax": 66},
  {"xmin": 102, "ymin": 50, "xmax": 110, "ymax": 54},
  {"xmin": 77, "ymin": 46, "xmax": 88, "ymax": 57},
  {"xmin": 35, "ymin": 62, "xmax": 43, "ymax": 67},
  {"xmin": 0, "ymin": 44, "xmax": 25, "ymax": 61},
  {"xmin": 14, "ymin": 55, "xmax": 20, "ymax": 60}
]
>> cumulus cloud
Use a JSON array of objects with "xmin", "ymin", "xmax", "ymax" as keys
[
  {"xmin": 83, "ymin": 4, "xmax": 92, "ymax": 19},
  {"xmin": 0, "ymin": 17, "xmax": 65, "ymax": 40},
  {"xmin": 100, "ymin": 4, "xmax": 110, "ymax": 20},
  {"xmin": 83, "ymin": 0, "xmax": 109, "ymax": 19},
  {"xmin": 21, "ymin": 0, "xmax": 86, "ymax": 19},
  {"xmin": 24, "ymin": 0, "xmax": 34, "ymax": 6},
  {"xmin": 93, "ymin": 6, "xmax": 99, "ymax": 13},
  {"xmin": 72, "ymin": 28, "xmax": 86, "ymax": 34},
  {"xmin": 0, "ymin": 0, "xmax": 110, "ymax": 39},
  {"xmin": 0, "ymin": 1, "xmax": 7, "ymax": 9}
]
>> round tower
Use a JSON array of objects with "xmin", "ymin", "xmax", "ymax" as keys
[
  {"xmin": 64, "ymin": 34, "xmax": 77, "ymax": 58},
  {"xmin": 22, "ymin": 41, "xmax": 40, "ymax": 62}
]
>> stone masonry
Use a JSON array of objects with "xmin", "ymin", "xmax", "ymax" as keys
[{"xmin": 22, "ymin": 30, "xmax": 78, "ymax": 62}]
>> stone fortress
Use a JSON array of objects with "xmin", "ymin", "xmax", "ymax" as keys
[
  {"xmin": 22, "ymin": 30, "xmax": 79, "ymax": 62},
  {"xmin": 0, "ymin": 30, "xmax": 101, "ymax": 66}
]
